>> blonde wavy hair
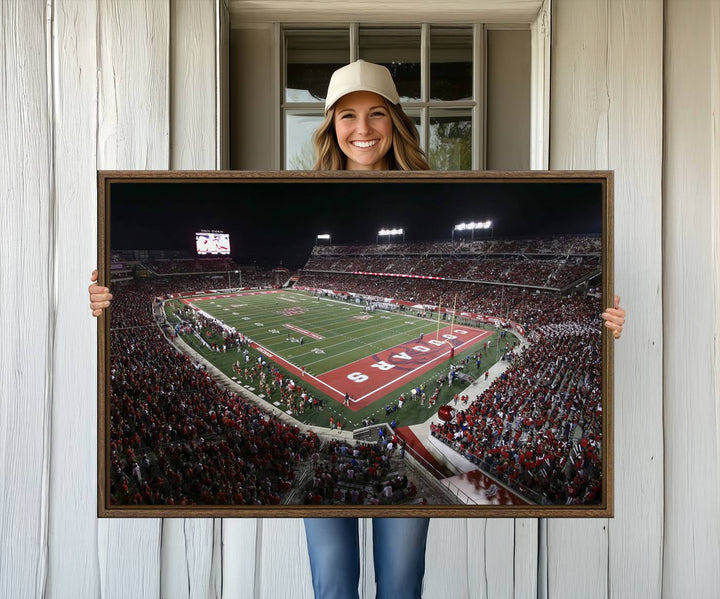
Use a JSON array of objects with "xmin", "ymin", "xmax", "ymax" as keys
[{"xmin": 312, "ymin": 99, "xmax": 430, "ymax": 171}]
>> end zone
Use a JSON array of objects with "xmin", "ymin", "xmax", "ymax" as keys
[{"xmin": 317, "ymin": 325, "xmax": 493, "ymax": 411}]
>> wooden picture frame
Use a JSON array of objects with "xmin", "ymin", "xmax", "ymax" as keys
[{"xmin": 98, "ymin": 170, "xmax": 614, "ymax": 518}]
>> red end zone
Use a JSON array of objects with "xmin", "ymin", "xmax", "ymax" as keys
[{"xmin": 318, "ymin": 325, "xmax": 492, "ymax": 411}]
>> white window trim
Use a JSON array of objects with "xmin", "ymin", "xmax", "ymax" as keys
[
  {"xmin": 243, "ymin": 3, "xmax": 550, "ymax": 170},
  {"xmin": 530, "ymin": 0, "xmax": 551, "ymax": 170}
]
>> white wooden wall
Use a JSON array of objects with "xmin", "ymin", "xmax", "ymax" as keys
[
  {"xmin": 1, "ymin": 0, "xmax": 718, "ymax": 597},
  {"xmin": 550, "ymin": 1, "xmax": 664, "ymax": 596}
]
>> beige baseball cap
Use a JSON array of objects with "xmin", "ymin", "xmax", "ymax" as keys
[{"xmin": 324, "ymin": 60, "xmax": 400, "ymax": 112}]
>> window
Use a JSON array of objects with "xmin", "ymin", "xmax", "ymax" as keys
[
  {"xmin": 228, "ymin": 23, "xmax": 531, "ymax": 171},
  {"xmin": 282, "ymin": 25, "xmax": 480, "ymax": 171}
]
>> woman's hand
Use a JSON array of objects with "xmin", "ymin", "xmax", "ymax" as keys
[
  {"xmin": 602, "ymin": 295, "xmax": 625, "ymax": 339},
  {"xmin": 89, "ymin": 269, "xmax": 112, "ymax": 317}
]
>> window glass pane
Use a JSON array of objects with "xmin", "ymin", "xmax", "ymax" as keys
[
  {"xmin": 285, "ymin": 112, "xmax": 324, "ymax": 169},
  {"xmin": 359, "ymin": 27, "xmax": 421, "ymax": 102},
  {"xmin": 429, "ymin": 109, "xmax": 472, "ymax": 170},
  {"xmin": 286, "ymin": 30, "xmax": 349, "ymax": 103},
  {"xmin": 402, "ymin": 109, "xmax": 423, "ymax": 149},
  {"xmin": 430, "ymin": 27, "xmax": 473, "ymax": 101}
]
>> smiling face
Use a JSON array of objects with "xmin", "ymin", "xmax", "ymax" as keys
[{"xmin": 333, "ymin": 91, "xmax": 394, "ymax": 170}]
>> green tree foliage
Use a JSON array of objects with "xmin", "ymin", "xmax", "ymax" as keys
[{"xmin": 429, "ymin": 119, "xmax": 471, "ymax": 170}]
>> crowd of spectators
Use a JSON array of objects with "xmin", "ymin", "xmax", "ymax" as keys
[
  {"xmin": 109, "ymin": 280, "xmax": 321, "ymax": 506},
  {"xmin": 430, "ymin": 322, "xmax": 602, "ymax": 504},
  {"xmin": 299, "ymin": 439, "xmax": 420, "ymax": 505},
  {"xmin": 305, "ymin": 236, "xmax": 600, "ymax": 290},
  {"xmin": 110, "ymin": 271, "xmax": 278, "ymax": 296},
  {"xmin": 107, "ymin": 257, "xmax": 280, "ymax": 288},
  {"xmin": 303, "ymin": 255, "xmax": 598, "ymax": 288},
  {"xmin": 146, "ymin": 257, "xmax": 243, "ymax": 274},
  {"xmin": 310, "ymin": 235, "xmax": 601, "ymax": 257}
]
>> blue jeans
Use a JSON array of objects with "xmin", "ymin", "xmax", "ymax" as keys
[{"xmin": 303, "ymin": 517, "xmax": 430, "ymax": 599}]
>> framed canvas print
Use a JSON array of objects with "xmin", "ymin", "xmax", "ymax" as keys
[{"xmin": 97, "ymin": 170, "xmax": 614, "ymax": 517}]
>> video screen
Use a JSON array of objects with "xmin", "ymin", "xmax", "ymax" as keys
[{"xmin": 196, "ymin": 231, "xmax": 230, "ymax": 255}]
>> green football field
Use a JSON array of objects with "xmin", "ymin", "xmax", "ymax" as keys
[{"xmin": 165, "ymin": 289, "xmax": 514, "ymax": 429}]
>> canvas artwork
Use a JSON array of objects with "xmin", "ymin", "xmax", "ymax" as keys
[{"xmin": 97, "ymin": 171, "xmax": 613, "ymax": 517}]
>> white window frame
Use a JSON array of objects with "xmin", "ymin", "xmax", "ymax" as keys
[{"xmin": 235, "ymin": 1, "xmax": 551, "ymax": 171}]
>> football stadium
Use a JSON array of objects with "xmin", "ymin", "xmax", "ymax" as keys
[{"xmin": 107, "ymin": 181, "xmax": 604, "ymax": 508}]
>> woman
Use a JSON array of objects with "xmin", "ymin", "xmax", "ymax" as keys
[
  {"xmin": 302, "ymin": 60, "xmax": 432, "ymax": 599},
  {"xmin": 89, "ymin": 60, "xmax": 626, "ymax": 599}
]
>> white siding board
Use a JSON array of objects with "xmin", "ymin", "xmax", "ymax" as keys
[
  {"xmin": 425, "ymin": 518, "xmax": 518, "ymax": 599},
  {"xmin": 221, "ymin": 519, "xmax": 258, "ymax": 599},
  {"xmin": 465, "ymin": 519, "xmax": 485, "ymax": 599},
  {"xmin": 256, "ymin": 518, "xmax": 314, "ymax": 599},
  {"xmin": 0, "ymin": 1, "xmax": 52, "ymax": 598},
  {"xmin": 548, "ymin": 2, "xmax": 609, "ymax": 596},
  {"xmin": 713, "ymin": 4, "xmax": 720, "ymax": 513},
  {"xmin": 170, "ymin": 0, "xmax": 217, "ymax": 170},
  {"xmin": 551, "ymin": 1, "xmax": 665, "ymax": 598},
  {"xmin": 98, "ymin": 519, "xmax": 162, "ymax": 599},
  {"xmin": 605, "ymin": 2, "xmax": 664, "ymax": 598},
  {"xmin": 484, "ymin": 519, "xmax": 517, "ymax": 599},
  {"xmin": 96, "ymin": 1, "xmax": 170, "ymax": 596},
  {"xmin": 550, "ymin": 0, "xmax": 609, "ymax": 170},
  {"xmin": 663, "ymin": 1, "xmax": 720, "ymax": 596},
  {"xmin": 545, "ymin": 521, "xmax": 607, "ymax": 599},
  {"xmin": 47, "ymin": 0, "xmax": 101, "ymax": 597},
  {"xmin": 209, "ymin": 519, "xmax": 223, "ymax": 599},
  {"xmin": 423, "ymin": 519, "xmax": 471, "ymax": 598},
  {"xmin": 512, "ymin": 519, "xmax": 539, "ymax": 599},
  {"xmin": 161, "ymin": 521, "xmax": 217, "ymax": 599},
  {"xmin": 163, "ymin": 2, "xmax": 221, "ymax": 596},
  {"xmin": 97, "ymin": 0, "xmax": 170, "ymax": 170}
]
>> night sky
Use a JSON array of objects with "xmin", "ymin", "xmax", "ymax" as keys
[{"xmin": 110, "ymin": 179, "xmax": 604, "ymax": 270}]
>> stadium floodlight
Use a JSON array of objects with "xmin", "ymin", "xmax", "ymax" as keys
[
  {"xmin": 377, "ymin": 227, "xmax": 405, "ymax": 243},
  {"xmin": 452, "ymin": 220, "xmax": 493, "ymax": 240},
  {"xmin": 316, "ymin": 233, "xmax": 331, "ymax": 245}
]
